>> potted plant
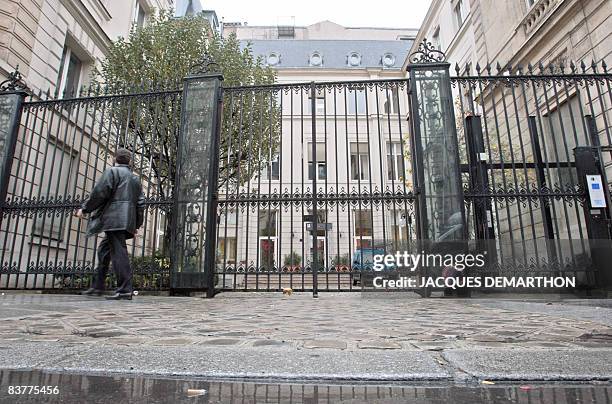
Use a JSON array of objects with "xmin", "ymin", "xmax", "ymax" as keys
[
  {"xmin": 283, "ymin": 251, "xmax": 302, "ymax": 272},
  {"xmin": 332, "ymin": 254, "xmax": 350, "ymax": 272}
]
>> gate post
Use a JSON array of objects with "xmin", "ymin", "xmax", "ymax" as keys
[
  {"xmin": 0, "ymin": 68, "xmax": 28, "ymax": 216},
  {"xmin": 465, "ymin": 116, "xmax": 496, "ymax": 262},
  {"xmin": 171, "ymin": 66, "xmax": 223, "ymax": 297},
  {"xmin": 574, "ymin": 146, "xmax": 612, "ymax": 289},
  {"xmin": 406, "ymin": 41, "xmax": 467, "ymax": 246}
]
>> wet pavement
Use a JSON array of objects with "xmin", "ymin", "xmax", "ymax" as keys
[
  {"xmin": 0, "ymin": 293, "xmax": 611, "ymax": 382},
  {"xmin": 0, "ymin": 369, "xmax": 611, "ymax": 403}
]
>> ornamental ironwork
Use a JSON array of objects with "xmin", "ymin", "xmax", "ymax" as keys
[
  {"xmin": 0, "ymin": 65, "xmax": 28, "ymax": 92},
  {"xmin": 409, "ymin": 39, "xmax": 446, "ymax": 64}
]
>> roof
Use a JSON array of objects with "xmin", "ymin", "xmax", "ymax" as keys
[{"xmin": 241, "ymin": 39, "xmax": 414, "ymax": 70}]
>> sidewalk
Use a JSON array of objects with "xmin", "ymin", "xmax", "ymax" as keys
[{"xmin": 1, "ymin": 292, "xmax": 611, "ymax": 382}]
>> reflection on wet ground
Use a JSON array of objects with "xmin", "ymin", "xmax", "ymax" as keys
[{"xmin": 0, "ymin": 370, "xmax": 610, "ymax": 403}]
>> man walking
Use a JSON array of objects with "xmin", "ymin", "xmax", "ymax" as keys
[{"xmin": 76, "ymin": 148, "xmax": 145, "ymax": 300}]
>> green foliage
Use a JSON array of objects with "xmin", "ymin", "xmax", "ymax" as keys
[
  {"xmin": 95, "ymin": 10, "xmax": 279, "ymax": 193},
  {"xmin": 332, "ymin": 254, "xmax": 349, "ymax": 266},
  {"xmin": 94, "ymin": 11, "xmax": 280, "ymax": 254},
  {"xmin": 283, "ymin": 251, "xmax": 302, "ymax": 266}
]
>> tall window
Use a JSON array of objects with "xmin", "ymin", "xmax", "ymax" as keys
[
  {"xmin": 218, "ymin": 237, "xmax": 237, "ymax": 265},
  {"xmin": 258, "ymin": 210, "xmax": 277, "ymax": 237},
  {"xmin": 57, "ymin": 45, "xmax": 82, "ymax": 98},
  {"xmin": 350, "ymin": 143, "xmax": 370, "ymax": 181},
  {"xmin": 258, "ymin": 210, "xmax": 277, "ymax": 269},
  {"xmin": 133, "ymin": 1, "xmax": 147, "ymax": 27},
  {"xmin": 308, "ymin": 90, "xmax": 325, "ymax": 115},
  {"xmin": 384, "ymin": 87, "xmax": 400, "ymax": 114},
  {"xmin": 432, "ymin": 27, "xmax": 441, "ymax": 50},
  {"xmin": 308, "ymin": 143, "xmax": 327, "ymax": 181},
  {"xmin": 347, "ymin": 89, "xmax": 367, "ymax": 114},
  {"xmin": 260, "ymin": 154, "xmax": 280, "ymax": 181},
  {"xmin": 33, "ymin": 142, "xmax": 77, "ymax": 241},
  {"xmin": 454, "ymin": 0, "xmax": 466, "ymax": 29},
  {"xmin": 386, "ymin": 142, "xmax": 404, "ymax": 181},
  {"xmin": 354, "ymin": 210, "xmax": 373, "ymax": 249}
]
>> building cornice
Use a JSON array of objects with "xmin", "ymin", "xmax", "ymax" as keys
[{"xmin": 59, "ymin": 0, "xmax": 112, "ymax": 56}]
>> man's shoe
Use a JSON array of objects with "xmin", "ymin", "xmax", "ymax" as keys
[
  {"xmin": 105, "ymin": 292, "xmax": 133, "ymax": 301},
  {"xmin": 82, "ymin": 288, "xmax": 104, "ymax": 296}
]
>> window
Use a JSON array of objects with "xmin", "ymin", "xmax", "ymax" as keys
[
  {"xmin": 354, "ymin": 210, "xmax": 373, "ymax": 249},
  {"xmin": 260, "ymin": 155, "xmax": 280, "ymax": 181},
  {"xmin": 387, "ymin": 142, "xmax": 404, "ymax": 181},
  {"xmin": 133, "ymin": 1, "xmax": 147, "ymax": 27},
  {"xmin": 218, "ymin": 237, "xmax": 237, "ymax": 265},
  {"xmin": 308, "ymin": 143, "xmax": 327, "ymax": 181},
  {"xmin": 267, "ymin": 53, "xmax": 280, "ymax": 66},
  {"xmin": 258, "ymin": 210, "xmax": 277, "ymax": 269},
  {"xmin": 309, "ymin": 52, "xmax": 323, "ymax": 67},
  {"xmin": 57, "ymin": 45, "xmax": 83, "ymax": 98},
  {"xmin": 382, "ymin": 53, "xmax": 396, "ymax": 68},
  {"xmin": 33, "ymin": 142, "xmax": 78, "ymax": 241},
  {"xmin": 432, "ymin": 27, "xmax": 441, "ymax": 50},
  {"xmin": 454, "ymin": 0, "xmax": 466, "ymax": 29},
  {"xmin": 526, "ymin": 0, "xmax": 536, "ymax": 8},
  {"xmin": 348, "ymin": 52, "xmax": 361, "ymax": 67},
  {"xmin": 219, "ymin": 211, "xmax": 238, "ymax": 226},
  {"xmin": 258, "ymin": 210, "xmax": 277, "ymax": 237},
  {"xmin": 308, "ymin": 90, "xmax": 325, "ymax": 115},
  {"xmin": 347, "ymin": 88, "xmax": 367, "ymax": 114},
  {"xmin": 388, "ymin": 211, "xmax": 410, "ymax": 246},
  {"xmin": 384, "ymin": 87, "xmax": 400, "ymax": 114},
  {"xmin": 350, "ymin": 143, "xmax": 370, "ymax": 181}
]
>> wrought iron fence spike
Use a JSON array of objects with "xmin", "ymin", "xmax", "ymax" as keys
[
  {"xmin": 495, "ymin": 62, "xmax": 502, "ymax": 73},
  {"xmin": 455, "ymin": 63, "xmax": 460, "ymax": 75},
  {"xmin": 475, "ymin": 62, "xmax": 481, "ymax": 75},
  {"xmin": 580, "ymin": 60, "xmax": 587, "ymax": 73},
  {"xmin": 527, "ymin": 63, "xmax": 534, "ymax": 74},
  {"xmin": 569, "ymin": 61, "xmax": 576, "ymax": 72},
  {"xmin": 602, "ymin": 60, "xmax": 608, "ymax": 72}
]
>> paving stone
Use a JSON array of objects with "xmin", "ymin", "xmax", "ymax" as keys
[
  {"xmin": 251, "ymin": 340, "xmax": 290, "ymax": 347},
  {"xmin": 303, "ymin": 339, "xmax": 347, "ymax": 349},
  {"xmin": 200, "ymin": 338, "xmax": 242, "ymax": 346},
  {"xmin": 85, "ymin": 330, "xmax": 127, "ymax": 338},
  {"xmin": 357, "ymin": 340, "xmax": 401, "ymax": 349},
  {"xmin": 151, "ymin": 338, "xmax": 194, "ymax": 346}
]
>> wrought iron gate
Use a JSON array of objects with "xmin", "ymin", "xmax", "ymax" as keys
[
  {"xmin": 0, "ymin": 74, "xmax": 181, "ymax": 291},
  {"xmin": 0, "ymin": 46, "xmax": 611, "ymax": 294}
]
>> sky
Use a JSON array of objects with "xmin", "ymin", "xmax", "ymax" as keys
[{"xmin": 202, "ymin": 0, "xmax": 431, "ymax": 29}]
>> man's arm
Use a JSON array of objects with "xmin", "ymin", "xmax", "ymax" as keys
[
  {"xmin": 81, "ymin": 169, "xmax": 115, "ymax": 214},
  {"xmin": 136, "ymin": 179, "xmax": 145, "ymax": 229}
]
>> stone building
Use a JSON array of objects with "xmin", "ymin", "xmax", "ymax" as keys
[
  {"xmin": 408, "ymin": 0, "xmax": 611, "ymax": 277},
  {"xmin": 215, "ymin": 21, "xmax": 417, "ymax": 278},
  {"xmin": 0, "ymin": 0, "xmax": 175, "ymax": 95}
]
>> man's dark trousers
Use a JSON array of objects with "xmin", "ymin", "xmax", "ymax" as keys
[{"xmin": 92, "ymin": 231, "xmax": 133, "ymax": 294}]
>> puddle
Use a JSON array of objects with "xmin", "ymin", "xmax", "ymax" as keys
[{"xmin": 0, "ymin": 369, "xmax": 610, "ymax": 403}]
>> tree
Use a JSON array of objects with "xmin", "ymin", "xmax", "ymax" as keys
[{"xmin": 95, "ymin": 10, "xmax": 279, "ymax": 253}]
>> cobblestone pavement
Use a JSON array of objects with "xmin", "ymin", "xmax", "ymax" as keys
[{"xmin": 0, "ymin": 292, "xmax": 611, "ymax": 352}]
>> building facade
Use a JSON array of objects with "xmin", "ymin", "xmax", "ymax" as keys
[
  {"xmin": 408, "ymin": 0, "xmax": 611, "ymax": 280},
  {"xmin": 215, "ymin": 22, "xmax": 417, "ymax": 279},
  {"xmin": 0, "ymin": 0, "xmax": 175, "ymax": 96}
]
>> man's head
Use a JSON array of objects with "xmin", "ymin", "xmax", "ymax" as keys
[{"xmin": 115, "ymin": 148, "xmax": 131, "ymax": 165}]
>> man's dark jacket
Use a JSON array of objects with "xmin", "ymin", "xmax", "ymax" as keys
[{"xmin": 81, "ymin": 164, "xmax": 145, "ymax": 238}]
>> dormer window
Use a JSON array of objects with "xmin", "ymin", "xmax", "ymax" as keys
[
  {"xmin": 348, "ymin": 52, "xmax": 361, "ymax": 67},
  {"xmin": 309, "ymin": 52, "xmax": 323, "ymax": 67},
  {"xmin": 267, "ymin": 52, "xmax": 280, "ymax": 66},
  {"xmin": 382, "ymin": 53, "xmax": 396, "ymax": 68}
]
